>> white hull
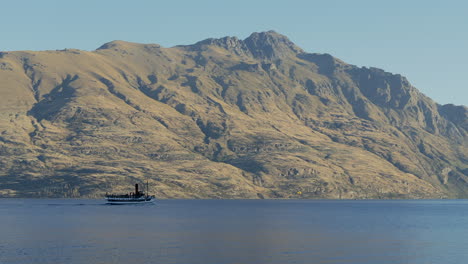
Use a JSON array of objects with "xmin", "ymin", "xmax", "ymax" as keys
[{"xmin": 106, "ymin": 197, "xmax": 155, "ymax": 205}]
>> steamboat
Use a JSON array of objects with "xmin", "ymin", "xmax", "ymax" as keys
[{"xmin": 105, "ymin": 182, "xmax": 155, "ymax": 204}]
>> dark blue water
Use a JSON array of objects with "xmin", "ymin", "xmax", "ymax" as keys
[{"xmin": 1, "ymin": 199, "xmax": 468, "ymax": 264}]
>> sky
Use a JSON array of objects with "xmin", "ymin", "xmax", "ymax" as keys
[{"xmin": 1, "ymin": 0, "xmax": 467, "ymax": 106}]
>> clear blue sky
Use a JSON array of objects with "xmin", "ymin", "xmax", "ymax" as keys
[{"xmin": 2, "ymin": 0, "xmax": 467, "ymax": 106}]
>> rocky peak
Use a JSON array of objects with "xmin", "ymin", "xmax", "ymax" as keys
[
  {"xmin": 438, "ymin": 104, "xmax": 468, "ymax": 131},
  {"xmin": 195, "ymin": 36, "xmax": 243, "ymax": 49},
  {"xmin": 243, "ymin": 30, "xmax": 303, "ymax": 60},
  {"xmin": 181, "ymin": 31, "xmax": 303, "ymax": 59},
  {"xmin": 189, "ymin": 36, "xmax": 250, "ymax": 56}
]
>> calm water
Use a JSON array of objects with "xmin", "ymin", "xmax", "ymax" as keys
[{"xmin": 1, "ymin": 199, "xmax": 468, "ymax": 264}]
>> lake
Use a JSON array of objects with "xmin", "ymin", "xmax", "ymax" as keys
[{"xmin": 1, "ymin": 199, "xmax": 468, "ymax": 264}]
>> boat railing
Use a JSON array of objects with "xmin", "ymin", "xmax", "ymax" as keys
[{"xmin": 105, "ymin": 193, "xmax": 148, "ymax": 198}]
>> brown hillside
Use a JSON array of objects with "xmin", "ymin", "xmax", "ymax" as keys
[{"xmin": 0, "ymin": 31, "xmax": 466, "ymax": 198}]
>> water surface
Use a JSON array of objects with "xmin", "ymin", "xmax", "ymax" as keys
[{"xmin": 1, "ymin": 199, "xmax": 467, "ymax": 264}]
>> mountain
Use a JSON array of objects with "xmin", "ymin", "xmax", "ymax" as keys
[{"xmin": 0, "ymin": 31, "xmax": 466, "ymax": 198}]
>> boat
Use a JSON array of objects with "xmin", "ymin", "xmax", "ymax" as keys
[{"xmin": 105, "ymin": 182, "xmax": 155, "ymax": 204}]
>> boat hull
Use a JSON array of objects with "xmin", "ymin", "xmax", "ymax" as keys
[{"xmin": 105, "ymin": 197, "xmax": 155, "ymax": 205}]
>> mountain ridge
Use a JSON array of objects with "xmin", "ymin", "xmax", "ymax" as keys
[{"xmin": 0, "ymin": 31, "xmax": 466, "ymax": 198}]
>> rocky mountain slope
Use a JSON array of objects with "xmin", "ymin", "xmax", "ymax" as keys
[{"xmin": 0, "ymin": 31, "xmax": 466, "ymax": 198}]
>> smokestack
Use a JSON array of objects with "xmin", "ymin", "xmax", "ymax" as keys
[{"xmin": 135, "ymin": 184, "xmax": 139, "ymax": 195}]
